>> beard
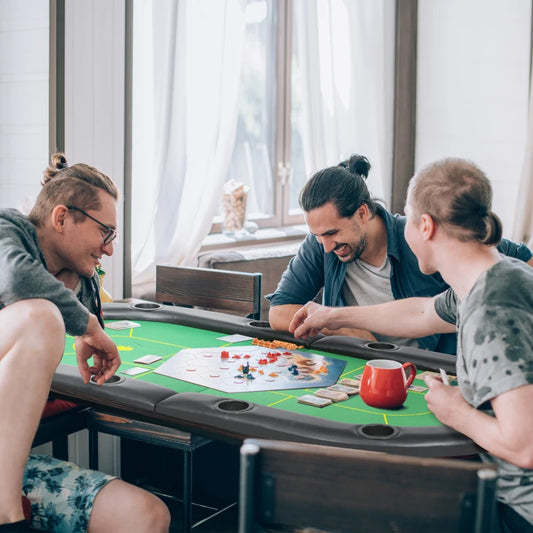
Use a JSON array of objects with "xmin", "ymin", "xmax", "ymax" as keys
[{"xmin": 333, "ymin": 234, "xmax": 367, "ymax": 263}]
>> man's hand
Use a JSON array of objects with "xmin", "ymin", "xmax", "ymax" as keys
[
  {"xmin": 75, "ymin": 314, "xmax": 121, "ymax": 385},
  {"xmin": 424, "ymin": 376, "xmax": 470, "ymax": 427},
  {"xmin": 289, "ymin": 302, "xmax": 335, "ymax": 339}
]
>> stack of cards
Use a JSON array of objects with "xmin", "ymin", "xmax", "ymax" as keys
[{"xmin": 297, "ymin": 379, "xmax": 360, "ymax": 408}]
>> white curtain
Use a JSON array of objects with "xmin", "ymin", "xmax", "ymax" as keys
[
  {"xmin": 131, "ymin": 0, "xmax": 246, "ymax": 297},
  {"xmin": 513, "ymin": 68, "xmax": 533, "ymax": 248},
  {"xmin": 293, "ymin": 0, "xmax": 395, "ymax": 202}
]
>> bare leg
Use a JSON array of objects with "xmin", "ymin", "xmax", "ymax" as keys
[
  {"xmin": 0, "ymin": 300, "xmax": 65, "ymax": 524},
  {"xmin": 88, "ymin": 479, "xmax": 171, "ymax": 533}
]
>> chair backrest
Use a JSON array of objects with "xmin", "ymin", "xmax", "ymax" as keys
[
  {"xmin": 156, "ymin": 265, "xmax": 262, "ymax": 320},
  {"xmin": 239, "ymin": 439, "xmax": 498, "ymax": 533}
]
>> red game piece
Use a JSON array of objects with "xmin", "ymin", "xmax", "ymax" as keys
[{"xmin": 220, "ymin": 350, "xmax": 229, "ymax": 359}]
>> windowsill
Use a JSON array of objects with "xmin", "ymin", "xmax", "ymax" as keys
[{"xmin": 200, "ymin": 224, "xmax": 308, "ymax": 252}]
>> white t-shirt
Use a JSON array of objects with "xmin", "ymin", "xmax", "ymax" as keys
[{"xmin": 342, "ymin": 256, "xmax": 419, "ymax": 348}]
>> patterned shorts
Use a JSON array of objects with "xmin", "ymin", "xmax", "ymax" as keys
[{"xmin": 23, "ymin": 454, "xmax": 116, "ymax": 532}]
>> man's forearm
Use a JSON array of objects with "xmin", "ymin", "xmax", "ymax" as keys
[
  {"xmin": 325, "ymin": 297, "xmax": 453, "ymax": 338},
  {"xmin": 269, "ymin": 304, "xmax": 303, "ymax": 331}
]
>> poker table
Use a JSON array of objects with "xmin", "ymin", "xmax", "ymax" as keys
[{"xmin": 51, "ymin": 302, "xmax": 478, "ymax": 458}]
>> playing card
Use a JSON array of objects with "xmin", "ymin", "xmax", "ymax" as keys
[
  {"xmin": 217, "ymin": 334, "xmax": 253, "ymax": 343},
  {"xmin": 415, "ymin": 370, "xmax": 440, "ymax": 380},
  {"xmin": 339, "ymin": 378, "xmax": 361, "ymax": 387},
  {"xmin": 134, "ymin": 354, "xmax": 163, "ymax": 364},
  {"xmin": 120, "ymin": 367, "xmax": 148, "ymax": 376},
  {"xmin": 106, "ymin": 320, "xmax": 141, "ymax": 330},
  {"xmin": 297, "ymin": 394, "xmax": 332, "ymax": 407},
  {"xmin": 314, "ymin": 389, "xmax": 349, "ymax": 402},
  {"xmin": 328, "ymin": 384, "xmax": 359, "ymax": 395}
]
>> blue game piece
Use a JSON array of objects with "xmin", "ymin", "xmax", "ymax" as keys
[{"xmin": 246, "ymin": 373, "xmax": 255, "ymax": 380}]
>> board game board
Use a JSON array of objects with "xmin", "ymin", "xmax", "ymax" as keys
[{"xmin": 154, "ymin": 345, "xmax": 346, "ymax": 393}]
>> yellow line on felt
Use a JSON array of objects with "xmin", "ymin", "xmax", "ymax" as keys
[
  {"xmin": 339, "ymin": 367, "xmax": 364, "ymax": 379},
  {"xmin": 333, "ymin": 402, "xmax": 432, "ymax": 417},
  {"xmin": 268, "ymin": 396, "xmax": 293, "ymax": 407},
  {"xmin": 112, "ymin": 335, "xmax": 190, "ymax": 349}
]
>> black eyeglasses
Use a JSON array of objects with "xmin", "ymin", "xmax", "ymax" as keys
[{"xmin": 66, "ymin": 206, "xmax": 118, "ymax": 245}]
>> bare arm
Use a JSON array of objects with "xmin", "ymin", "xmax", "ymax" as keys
[
  {"xmin": 269, "ymin": 303, "xmax": 376, "ymax": 340},
  {"xmin": 289, "ymin": 297, "xmax": 456, "ymax": 339},
  {"xmin": 269, "ymin": 303, "xmax": 303, "ymax": 331},
  {"xmin": 425, "ymin": 378, "xmax": 533, "ymax": 468}
]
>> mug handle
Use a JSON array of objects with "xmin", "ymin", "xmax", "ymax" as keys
[{"xmin": 402, "ymin": 362, "xmax": 417, "ymax": 389}]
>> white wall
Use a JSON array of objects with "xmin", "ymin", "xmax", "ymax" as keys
[
  {"xmin": 0, "ymin": 0, "xmax": 48, "ymax": 211},
  {"xmin": 65, "ymin": 0, "xmax": 126, "ymax": 300},
  {"xmin": 416, "ymin": 0, "xmax": 532, "ymax": 237}
]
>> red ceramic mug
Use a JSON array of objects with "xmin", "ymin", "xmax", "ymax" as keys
[{"xmin": 360, "ymin": 359, "xmax": 417, "ymax": 409}]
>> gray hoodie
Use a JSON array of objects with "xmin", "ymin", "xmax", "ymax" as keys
[{"xmin": 0, "ymin": 208, "xmax": 100, "ymax": 335}]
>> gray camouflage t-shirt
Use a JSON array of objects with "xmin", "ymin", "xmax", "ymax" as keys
[{"xmin": 435, "ymin": 258, "xmax": 533, "ymax": 524}]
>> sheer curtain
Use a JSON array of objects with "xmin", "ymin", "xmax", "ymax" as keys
[
  {"xmin": 293, "ymin": 0, "xmax": 395, "ymax": 202},
  {"xmin": 513, "ymin": 69, "xmax": 533, "ymax": 248},
  {"xmin": 131, "ymin": 0, "xmax": 246, "ymax": 297}
]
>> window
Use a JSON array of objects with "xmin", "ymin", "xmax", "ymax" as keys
[
  {"xmin": 129, "ymin": 0, "xmax": 394, "ymax": 291},
  {"xmin": 216, "ymin": 0, "xmax": 395, "ymax": 232}
]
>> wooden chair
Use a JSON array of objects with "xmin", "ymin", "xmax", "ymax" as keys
[
  {"xmin": 156, "ymin": 264, "xmax": 262, "ymax": 320},
  {"xmin": 239, "ymin": 439, "xmax": 498, "ymax": 533}
]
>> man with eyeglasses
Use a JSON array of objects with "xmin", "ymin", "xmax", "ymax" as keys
[{"xmin": 0, "ymin": 154, "xmax": 170, "ymax": 531}]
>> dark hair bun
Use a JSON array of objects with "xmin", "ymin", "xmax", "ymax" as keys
[
  {"xmin": 338, "ymin": 154, "xmax": 371, "ymax": 179},
  {"xmin": 42, "ymin": 152, "xmax": 69, "ymax": 184},
  {"xmin": 481, "ymin": 212, "xmax": 503, "ymax": 246}
]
